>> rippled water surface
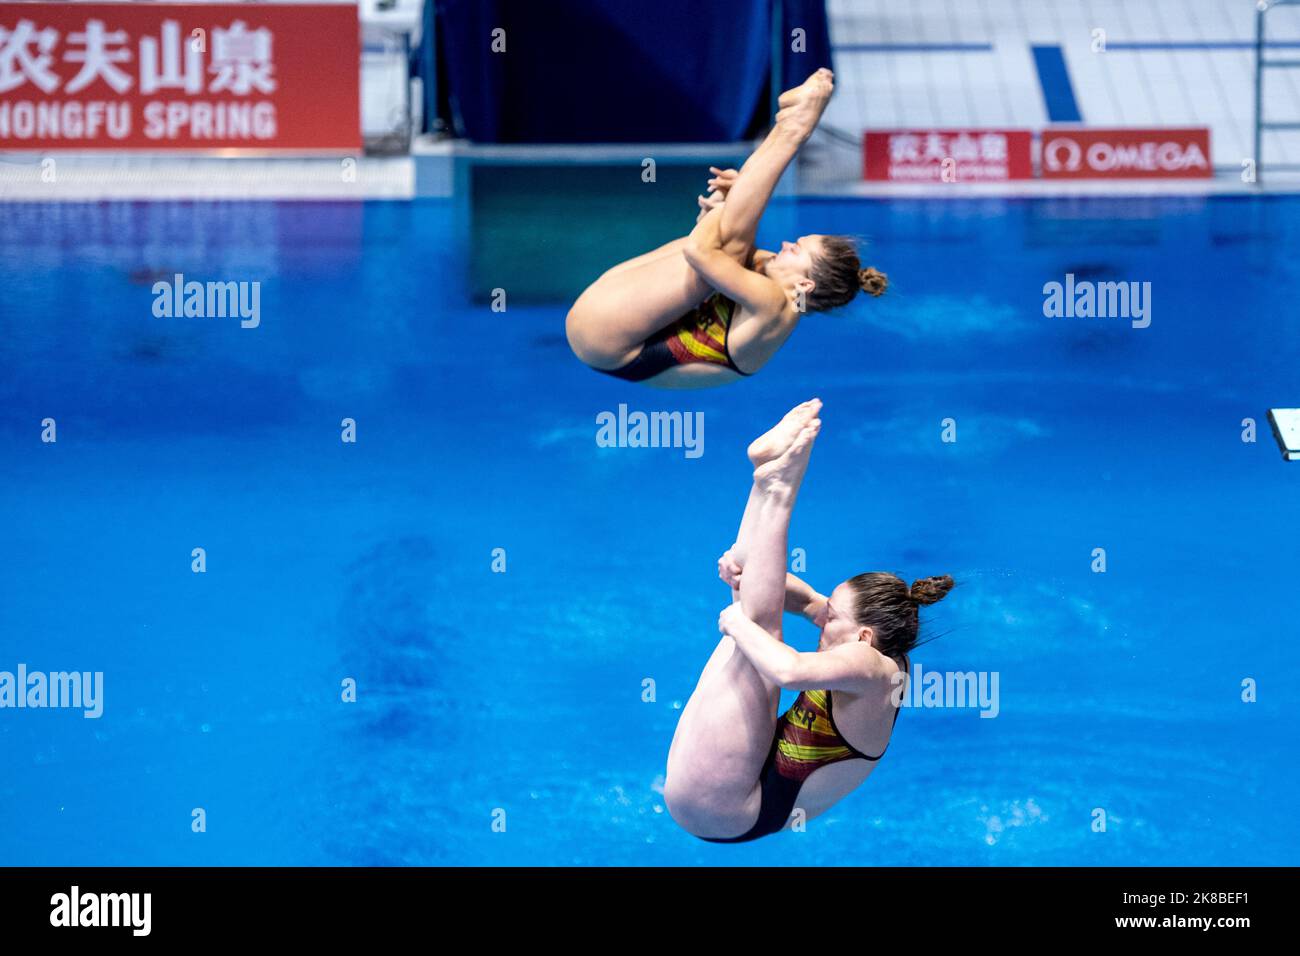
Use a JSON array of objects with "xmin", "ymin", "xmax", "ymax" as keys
[{"xmin": 1, "ymin": 195, "xmax": 1296, "ymax": 865}]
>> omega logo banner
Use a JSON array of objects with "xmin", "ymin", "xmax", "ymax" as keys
[{"xmin": 1041, "ymin": 128, "xmax": 1212, "ymax": 179}]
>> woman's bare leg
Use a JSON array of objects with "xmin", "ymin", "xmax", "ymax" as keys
[
  {"xmin": 716, "ymin": 69, "xmax": 834, "ymax": 257},
  {"xmin": 597, "ymin": 237, "xmax": 690, "ymax": 281},
  {"xmin": 681, "ymin": 400, "xmax": 822, "ymax": 698},
  {"xmin": 663, "ymin": 401, "xmax": 822, "ymax": 837},
  {"xmin": 566, "ymin": 183, "xmax": 735, "ymax": 368},
  {"xmin": 565, "ymin": 243, "xmax": 713, "ymax": 369},
  {"xmin": 715, "ymin": 126, "xmax": 801, "ymax": 259},
  {"xmin": 726, "ymin": 399, "xmax": 823, "ymax": 600},
  {"xmin": 734, "ymin": 406, "xmax": 821, "ymax": 636},
  {"xmin": 593, "ymin": 185, "xmax": 726, "ymax": 284}
]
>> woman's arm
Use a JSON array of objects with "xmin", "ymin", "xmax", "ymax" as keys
[
  {"xmin": 718, "ymin": 603, "xmax": 799, "ymax": 686},
  {"xmin": 683, "ymin": 207, "xmax": 785, "ymax": 315},
  {"xmin": 785, "ymin": 574, "xmax": 827, "ymax": 621},
  {"xmin": 719, "ymin": 549, "xmax": 826, "ymax": 621},
  {"xmin": 719, "ymin": 603, "xmax": 887, "ymax": 691}
]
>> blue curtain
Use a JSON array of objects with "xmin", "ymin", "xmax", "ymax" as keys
[
  {"xmin": 780, "ymin": 0, "xmax": 834, "ymax": 92},
  {"xmin": 433, "ymin": 0, "xmax": 830, "ymax": 143}
]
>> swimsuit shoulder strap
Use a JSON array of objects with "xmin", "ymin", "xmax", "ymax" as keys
[
  {"xmin": 827, "ymin": 652, "xmax": 908, "ymax": 761},
  {"xmin": 890, "ymin": 654, "xmax": 908, "ymax": 725},
  {"xmin": 825, "ymin": 688, "xmax": 889, "ymax": 762}
]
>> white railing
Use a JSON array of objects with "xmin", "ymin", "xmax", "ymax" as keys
[{"xmin": 1254, "ymin": 0, "xmax": 1300, "ymax": 182}]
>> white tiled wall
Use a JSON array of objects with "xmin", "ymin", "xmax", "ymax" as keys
[{"xmin": 825, "ymin": 0, "xmax": 1300, "ymax": 168}]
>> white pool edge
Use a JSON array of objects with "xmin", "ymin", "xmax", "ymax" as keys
[{"xmin": 3, "ymin": 140, "xmax": 1300, "ymax": 201}]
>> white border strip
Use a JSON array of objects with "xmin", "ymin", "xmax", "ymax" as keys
[
  {"xmin": 425, "ymin": 139, "xmax": 757, "ymax": 163},
  {"xmin": 3, "ymin": 140, "xmax": 1299, "ymax": 200},
  {"xmin": 0, "ymin": 154, "xmax": 415, "ymax": 201}
]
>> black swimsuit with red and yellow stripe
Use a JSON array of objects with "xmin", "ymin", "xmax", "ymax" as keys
[
  {"xmin": 699, "ymin": 686, "xmax": 902, "ymax": 844},
  {"xmin": 598, "ymin": 293, "xmax": 752, "ymax": 381}
]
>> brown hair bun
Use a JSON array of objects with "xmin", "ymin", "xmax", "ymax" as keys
[
  {"xmin": 909, "ymin": 575, "xmax": 954, "ymax": 606},
  {"xmin": 858, "ymin": 267, "xmax": 888, "ymax": 297}
]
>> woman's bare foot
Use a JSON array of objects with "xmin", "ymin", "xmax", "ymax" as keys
[
  {"xmin": 775, "ymin": 68, "xmax": 834, "ymax": 141},
  {"xmin": 777, "ymin": 68, "xmax": 833, "ymax": 110},
  {"xmin": 747, "ymin": 398, "xmax": 822, "ymax": 466},
  {"xmin": 754, "ymin": 418, "xmax": 821, "ymax": 501}
]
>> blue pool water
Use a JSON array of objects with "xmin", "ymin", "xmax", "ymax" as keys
[{"xmin": 1, "ymin": 194, "xmax": 1297, "ymax": 866}]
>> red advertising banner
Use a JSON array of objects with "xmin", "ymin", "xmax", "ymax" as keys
[
  {"xmin": 0, "ymin": 3, "xmax": 359, "ymax": 150},
  {"xmin": 1041, "ymin": 127, "xmax": 1211, "ymax": 179},
  {"xmin": 864, "ymin": 129, "xmax": 1033, "ymax": 182}
]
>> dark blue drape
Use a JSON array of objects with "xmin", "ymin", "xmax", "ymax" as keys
[
  {"xmin": 780, "ymin": 0, "xmax": 834, "ymax": 92},
  {"xmin": 434, "ymin": 0, "xmax": 831, "ymax": 143}
]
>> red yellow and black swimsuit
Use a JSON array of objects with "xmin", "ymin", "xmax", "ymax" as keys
[
  {"xmin": 598, "ymin": 293, "xmax": 752, "ymax": 381},
  {"xmin": 699, "ymin": 680, "xmax": 903, "ymax": 844}
]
